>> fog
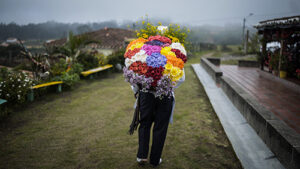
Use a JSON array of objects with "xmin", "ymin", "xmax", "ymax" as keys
[{"xmin": 0, "ymin": 0, "xmax": 300, "ymax": 26}]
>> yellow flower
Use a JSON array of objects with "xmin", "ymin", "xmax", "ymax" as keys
[
  {"xmin": 163, "ymin": 69, "xmax": 170, "ymax": 75},
  {"xmin": 165, "ymin": 63, "xmax": 173, "ymax": 70},
  {"xmin": 129, "ymin": 42, "xmax": 144, "ymax": 50},
  {"xmin": 171, "ymin": 67, "xmax": 180, "ymax": 77},
  {"xmin": 142, "ymin": 34, "xmax": 148, "ymax": 38},
  {"xmin": 161, "ymin": 47, "xmax": 171, "ymax": 56}
]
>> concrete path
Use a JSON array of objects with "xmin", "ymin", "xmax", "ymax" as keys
[{"xmin": 192, "ymin": 64, "xmax": 285, "ymax": 169}]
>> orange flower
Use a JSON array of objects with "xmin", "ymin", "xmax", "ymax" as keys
[
  {"xmin": 126, "ymin": 38, "xmax": 148, "ymax": 52},
  {"xmin": 165, "ymin": 54, "xmax": 184, "ymax": 69}
]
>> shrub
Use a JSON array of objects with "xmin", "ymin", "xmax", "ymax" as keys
[
  {"xmin": 108, "ymin": 49, "xmax": 125, "ymax": 67},
  {"xmin": 0, "ymin": 71, "xmax": 35, "ymax": 105},
  {"xmin": 51, "ymin": 72, "xmax": 80, "ymax": 88},
  {"xmin": 77, "ymin": 52, "xmax": 99, "ymax": 70},
  {"xmin": 50, "ymin": 58, "xmax": 67, "ymax": 77},
  {"xmin": 96, "ymin": 53, "xmax": 109, "ymax": 66},
  {"xmin": 0, "ymin": 67, "xmax": 9, "ymax": 81},
  {"xmin": 68, "ymin": 63, "xmax": 83, "ymax": 75}
]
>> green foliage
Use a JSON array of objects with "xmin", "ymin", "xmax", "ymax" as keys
[
  {"xmin": 50, "ymin": 58, "xmax": 67, "ymax": 77},
  {"xmin": 77, "ymin": 52, "xmax": 99, "ymax": 70},
  {"xmin": 95, "ymin": 53, "xmax": 109, "ymax": 66},
  {"xmin": 12, "ymin": 63, "xmax": 32, "ymax": 71},
  {"xmin": 107, "ymin": 49, "xmax": 125, "ymax": 66},
  {"xmin": 68, "ymin": 63, "xmax": 83, "ymax": 75},
  {"xmin": 135, "ymin": 20, "xmax": 189, "ymax": 44},
  {"xmin": 0, "ymin": 67, "xmax": 9, "ymax": 81},
  {"xmin": 270, "ymin": 52, "xmax": 279, "ymax": 71},
  {"xmin": 51, "ymin": 72, "xmax": 80, "ymax": 88},
  {"xmin": 0, "ymin": 71, "xmax": 34, "ymax": 105},
  {"xmin": 248, "ymin": 33, "xmax": 260, "ymax": 54}
]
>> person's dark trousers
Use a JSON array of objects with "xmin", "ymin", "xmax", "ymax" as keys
[{"xmin": 137, "ymin": 91, "xmax": 173, "ymax": 166}]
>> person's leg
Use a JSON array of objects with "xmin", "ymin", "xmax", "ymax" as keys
[
  {"xmin": 150, "ymin": 96, "xmax": 173, "ymax": 166},
  {"xmin": 137, "ymin": 92, "xmax": 155, "ymax": 159}
]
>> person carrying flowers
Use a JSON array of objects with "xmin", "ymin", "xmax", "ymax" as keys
[{"xmin": 123, "ymin": 25, "xmax": 187, "ymax": 167}]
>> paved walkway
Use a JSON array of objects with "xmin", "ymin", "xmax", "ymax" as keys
[
  {"xmin": 220, "ymin": 65, "xmax": 300, "ymax": 134},
  {"xmin": 192, "ymin": 64, "xmax": 285, "ymax": 169}
]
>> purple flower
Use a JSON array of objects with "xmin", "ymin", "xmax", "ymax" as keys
[
  {"xmin": 142, "ymin": 44, "xmax": 162, "ymax": 55},
  {"xmin": 146, "ymin": 40, "xmax": 165, "ymax": 46}
]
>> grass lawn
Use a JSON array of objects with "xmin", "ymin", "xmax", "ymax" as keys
[{"xmin": 0, "ymin": 53, "xmax": 242, "ymax": 169}]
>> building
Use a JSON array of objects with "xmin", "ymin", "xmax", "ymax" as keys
[
  {"xmin": 254, "ymin": 15, "xmax": 300, "ymax": 78},
  {"xmin": 45, "ymin": 28, "xmax": 136, "ymax": 56}
]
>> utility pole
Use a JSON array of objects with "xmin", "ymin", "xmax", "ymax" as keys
[
  {"xmin": 242, "ymin": 13, "xmax": 253, "ymax": 54},
  {"xmin": 242, "ymin": 18, "xmax": 246, "ymax": 50},
  {"xmin": 245, "ymin": 30, "xmax": 249, "ymax": 54}
]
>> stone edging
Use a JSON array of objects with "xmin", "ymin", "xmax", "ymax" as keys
[
  {"xmin": 238, "ymin": 60, "xmax": 259, "ymax": 67},
  {"xmin": 201, "ymin": 57, "xmax": 300, "ymax": 169},
  {"xmin": 200, "ymin": 57, "xmax": 222, "ymax": 83}
]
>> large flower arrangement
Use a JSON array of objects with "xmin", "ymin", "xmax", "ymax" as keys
[{"xmin": 123, "ymin": 35, "xmax": 187, "ymax": 98}]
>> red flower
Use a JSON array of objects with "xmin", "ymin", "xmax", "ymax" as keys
[
  {"xmin": 145, "ymin": 66, "xmax": 164, "ymax": 87},
  {"xmin": 124, "ymin": 48, "xmax": 141, "ymax": 59},
  {"xmin": 148, "ymin": 35, "xmax": 172, "ymax": 44},
  {"xmin": 171, "ymin": 49, "xmax": 187, "ymax": 63},
  {"xmin": 129, "ymin": 61, "xmax": 149, "ymax": 75}
]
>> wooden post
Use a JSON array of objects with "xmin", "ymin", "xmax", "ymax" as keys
[
  {"xmin": 261, "ymin": 33, "xmax": 267, "ymax": 71},
  {"xmin": 27, "ymin": 89, "xmax": 34, "ymax": 102},
  {"xmin": 57, "ymin": 84, "xmax": 62, "ymax": 93}
]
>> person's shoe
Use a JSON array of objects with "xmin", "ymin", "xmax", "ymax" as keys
[
  {"xmin": 150, "ymin": 158, "xmax": 162, "ymax": 167},
  {"xmin": 137, "ymin": 157, "xmax": 147, "ymax": 165},
  {"xmin": 159, "ymin": 158, "xmax": 162, "ymax": 164}
]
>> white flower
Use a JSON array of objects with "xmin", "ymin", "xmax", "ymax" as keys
[
  {"xmin": 125, "ymin": 58, "xmax": 133, "ymax": 68},
  {"xmin": 131, "ymin": 50, "xmax": 147, "ymax": 63},
  {"xmin": 12, "ymin": 84, "xmax": 15, "ymax": 87},
  {"xmin": 6, "ymin": 93, "xmax": 10, "ymax": 97},
  {"xmin": 17, "ymin": 95, "xmax": 21, "ymax": 100},
  {"xmin": 157, "ymin": 26, "xmax": 168, "ymax": 34},
  {"xmin": 18, "ymin": 79, "xmax": 21, "ymax": 82},
  {"xmin": 170, "ymin": 43, "xmax": 187, "ymax": 55}
]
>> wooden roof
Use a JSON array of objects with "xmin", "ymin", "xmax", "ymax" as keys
[{"xmin": 254, "ymin": 15, "xmax": 300, "ymax": 30}]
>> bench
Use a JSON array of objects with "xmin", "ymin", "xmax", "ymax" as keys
[
  {"xmin": 0, "ymin": 98, "xmax": 7, "ymax": 105},
  {"xmin": 81, "ymin": 64, "xmax": 113, "ymax": 79},
  {"xmin": 27, "ymin": 81, "xmax": 63, "ymax": 102}
]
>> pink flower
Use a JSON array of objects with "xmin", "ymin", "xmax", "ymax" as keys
[{"xmin": 142, "ymin": 44, "xmax": 162, "ymax": 55}]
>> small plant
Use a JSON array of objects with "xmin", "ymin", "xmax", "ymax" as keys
[
  {"xmin": 108, "ymin": 49, "xmax": 126, "ymax": 67},
  {"xmin": 50, "ymin": 58, "xmax": 68, "ymax": 77},
  {"xmin": 51, "ymin": 72, "xmax": 80, "ymax": 88},
  {"xmin": 68, "ymin": 62, "xmax": 83, "ymax": 75},
  {"xmin": 96, "ymin": 53, "xmax": 109, "ymax": 66},
  {"xmin": 77, "ymin": 52, "xmax": 99, "ymax": 70}
]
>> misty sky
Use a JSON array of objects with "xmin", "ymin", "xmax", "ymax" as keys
[{"xmin": 0, "ymin": 0, "xmax": 299, "ymax": 26}]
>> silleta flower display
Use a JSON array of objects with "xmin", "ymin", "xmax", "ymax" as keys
[{"xmin": 123, "ymin": 35, "xmax": 187, "ymax": 98}]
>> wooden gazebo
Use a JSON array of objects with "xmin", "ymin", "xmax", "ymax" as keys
[{"xmin": 255, "ymin": 15, "xmax": 300, "ymax": 78}]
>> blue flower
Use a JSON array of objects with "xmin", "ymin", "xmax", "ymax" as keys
[{"xmin": 146, "ymin": 53, "xmax": 167, "ymax": 68}]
